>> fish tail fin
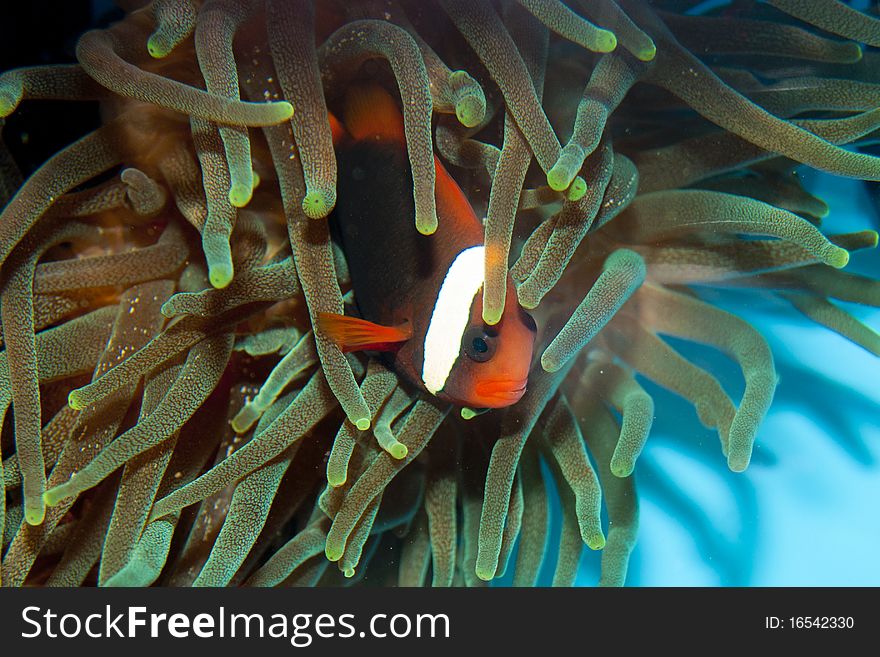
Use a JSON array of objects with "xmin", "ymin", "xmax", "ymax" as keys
[
  {"xmin": 316, "ymin": 312, "xmax": 412, "ymax": 352},
  {"xmin": 343, "ymin": 83, "xmax": 406, "ymax": 143}
]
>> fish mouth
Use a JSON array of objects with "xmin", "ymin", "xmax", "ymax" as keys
[{"xmin": 474, "ymin": 378, "xmax": 528, "ymax": 407}]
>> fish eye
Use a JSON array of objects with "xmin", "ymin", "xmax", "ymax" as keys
[{"xmin": 463, "ymin": 326, "xmax": 496, "ymax": 363}]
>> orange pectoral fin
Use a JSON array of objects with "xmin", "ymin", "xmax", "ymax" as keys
[{"xmin": 316, "ymin": 313, "xmax": 412, "ymax": 353}]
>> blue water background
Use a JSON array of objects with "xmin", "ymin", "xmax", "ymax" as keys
[{"xmin": 575, "ymin": 173, "xmax": 880, "ymax": 586}]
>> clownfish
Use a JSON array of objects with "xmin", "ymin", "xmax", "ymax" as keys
[{"xmin": 318, "ymin": 85, "xmax": 537, "ymax": 409}]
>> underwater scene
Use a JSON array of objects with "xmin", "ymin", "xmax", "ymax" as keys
[{"xmin": 0, "ymin": 0, "xmax": 878, "ymax": 587}]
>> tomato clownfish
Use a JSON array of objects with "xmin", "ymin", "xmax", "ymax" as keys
[{"xmin": 317, "ymin": 84, "xmax": 537, "ymax": 409}]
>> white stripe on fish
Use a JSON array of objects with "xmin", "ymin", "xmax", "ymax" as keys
[{"xmin": 421, "ymin": 245, "xmax": 485, "ymax": 394}]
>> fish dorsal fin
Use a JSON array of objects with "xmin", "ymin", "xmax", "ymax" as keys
[
  {"xmin": 317, "ymin": 312, "xmax": 412, "ymax": 352},
  {"xmin": 343, "ymin": 84, "xmax": 406, "ymax": 143},
  {"xmin": 434, "ymin": 154, "xmax": 481, "ymax": 227}
]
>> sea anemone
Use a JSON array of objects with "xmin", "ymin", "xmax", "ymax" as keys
[{"xmin": 1, "ymin": 0, "xmax": 878, "ymax": 587}]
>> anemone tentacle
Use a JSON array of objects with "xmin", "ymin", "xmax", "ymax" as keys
[{"xmin": 1, "ymin": 0, "xmax": 878, "ymax": 589}]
